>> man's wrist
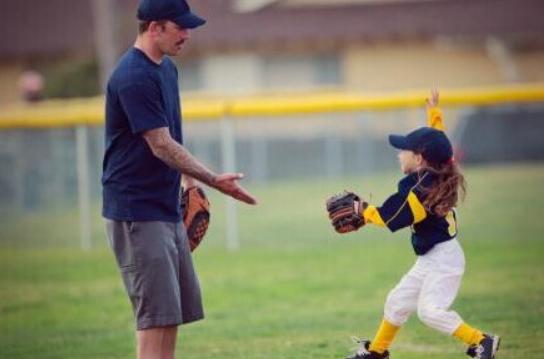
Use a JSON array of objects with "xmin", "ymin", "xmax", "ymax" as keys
[{"xmin": 204, "ymin": 173, "xmax": 219, "ymax": 188}]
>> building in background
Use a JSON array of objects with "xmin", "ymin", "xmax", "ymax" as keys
[
  {"xmin": 184, "ymin": 0, "xmax": 544, "ymax": 93},
  {"xmin": 0, "ymin": 0, "xmax": 543, "ymax": 219},
  {"xmin": 0, "ymin": 0, "xmax": 543, "ymax": 103}
]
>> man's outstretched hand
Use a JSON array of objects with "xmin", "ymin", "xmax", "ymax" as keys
[{"xmin": 212, "ymin": 173, "xmax": 258, "ymax": 205}]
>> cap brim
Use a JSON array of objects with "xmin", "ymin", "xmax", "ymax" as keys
[
  {"xmin": 388, "ymin": 134, "xmax": 411, "ymax": 150},
  {"xmin": 172, "ymin": 13, "xmax": 206, "ymax": 29}
]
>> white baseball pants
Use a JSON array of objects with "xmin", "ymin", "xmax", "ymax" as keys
[{"xmin": 383, "ymin": 238, "xmax": 466, "ymax": 334}]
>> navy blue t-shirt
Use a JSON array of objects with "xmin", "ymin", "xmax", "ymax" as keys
[{"xmin": 102, "ymin": 47, "xmax": 183, "ymax": 222}]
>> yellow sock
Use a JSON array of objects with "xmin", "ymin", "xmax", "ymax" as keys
[
  {"xmin": 368, "ymin": 318, "xmax": 400, "ymax": 354},
  {"xmin": 453, "ymin": 323, "xmax": 485, "ymax": 346}
]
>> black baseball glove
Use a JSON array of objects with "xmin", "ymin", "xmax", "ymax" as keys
[{"xmin": 325, "ymin": 191, "xmax": 367, "ymax": 233}]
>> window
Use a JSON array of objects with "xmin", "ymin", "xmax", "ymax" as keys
[{"xmin": 262, "ymin": 53, "xmax": 340, "ymax": 90}]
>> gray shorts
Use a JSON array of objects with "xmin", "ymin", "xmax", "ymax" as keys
[{"xmin": 105, "ymin": 220, "xmax": 204, "ymax": 330}]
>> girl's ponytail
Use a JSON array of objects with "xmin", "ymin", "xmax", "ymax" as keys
[{"xmin": 422, "ymin": 160, "xmax": 466, "ymax": 217}]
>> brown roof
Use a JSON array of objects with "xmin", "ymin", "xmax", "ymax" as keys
[
  {"xmin": 188, "ymin": 0, "xmax": 544, "ymax": 53},
  {"xmin": 1, "ymin": 0, "xmax": 543, "ymax": 59},
  {"xmin": 0, "ymin": 0, "xmax": 94, "ymax": 59}
]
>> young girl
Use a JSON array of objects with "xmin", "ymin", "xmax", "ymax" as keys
[{"xmin": 326, "ymin": 90, "xmax": 500, "ymax": 359}]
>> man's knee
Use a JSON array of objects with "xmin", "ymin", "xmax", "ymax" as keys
[{"xmin": 137, "ymin": 326, "xmax": 178, "ymax": 359}]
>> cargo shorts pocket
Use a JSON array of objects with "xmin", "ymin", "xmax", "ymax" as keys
[
  {"xmin": 120, "ymin": 265, "xmax": 145, "ymax": 315},
  {"xmin": 106, "ymin": 220, "xmax": 141, "ymax": 270}
]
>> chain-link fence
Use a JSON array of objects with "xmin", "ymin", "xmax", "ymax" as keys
[{"xmin": 1, "ymin": 95, "xmax": 543, "ymax": 249}]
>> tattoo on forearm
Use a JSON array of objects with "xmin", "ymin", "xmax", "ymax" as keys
[
  {"xmin": 160, "ymin": 143, "xmax": 216, "ymax": 185},
  {"xmin": 144, "ymin": 128, "xmax": 217, "ymax": 186}
]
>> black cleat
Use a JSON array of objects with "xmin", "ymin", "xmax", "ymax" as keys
[
  {"xmin": 346, "ymin": 339, "xmax": 390, "ymax": 359},
  {"xmin": 466, "ymin": 334, "xmax": 501, "ymax": 359}
]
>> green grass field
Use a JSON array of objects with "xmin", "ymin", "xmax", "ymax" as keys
[{"xmin": 1, "ymin": 163, "xmax": 544, "ymax": 358}]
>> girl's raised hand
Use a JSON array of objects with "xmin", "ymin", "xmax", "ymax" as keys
[{"xmin": 426, "ymin": 89, "xmax": 440, "ymax": 108}]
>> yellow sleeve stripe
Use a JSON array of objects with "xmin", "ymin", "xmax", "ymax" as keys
[
  {"xmin": 363, "ymin": 205, "xmax": 386, "ymax": 227},
  {"xmin": 427, "ymin": 107, "xmax": 446, "ymax": 131},
  {"xmin": 407, "ymin": 191, "xmax": 427, "ymax": 224}
]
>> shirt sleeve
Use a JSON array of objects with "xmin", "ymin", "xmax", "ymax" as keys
[
  {"xmin": 118, "ymin": 82, "xmax": 168, "ymax": 134},
  {"xmin": 362, "ymin": 177, "xmax": 428, "ymax": 232},
  {"xmin": 427, "ymin": 106, "xmax": 446, "ymax": 131}
]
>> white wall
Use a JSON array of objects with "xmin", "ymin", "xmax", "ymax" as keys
[
  {"xmin": 196, "ymin": 52, "xmax": 340, "ymax": 94},
  {"xmin": 201, "ymin": 53, "xmax": 262, "ymax": 94}
]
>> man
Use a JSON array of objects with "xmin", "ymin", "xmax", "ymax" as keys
[{"xmin": 102, "ymin": 1, "xmax": 257, "ymax": 358}]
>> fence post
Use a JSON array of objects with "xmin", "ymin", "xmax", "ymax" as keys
[
  {"xmin": 325, "ymin": 135, "xmax": 342, "ymax": 178},
  {"xmin": 12, "ymin": 132, "xmax": 25, "ymax": 213},
  {"xmin": 76, "ymin": 126, "xmax": 92, "ymax": 251},
  {"xmin": 250, "ymin": 135, "xmax": 268, "ymax": 182},
  {"xmin": 220, "ymin": 117, "xmax": 239, "ymax": 251}
]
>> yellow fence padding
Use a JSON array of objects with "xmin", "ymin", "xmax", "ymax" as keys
[{"xmin": 1, "ymin": 83, "xmax": 543, "ymax": 129}]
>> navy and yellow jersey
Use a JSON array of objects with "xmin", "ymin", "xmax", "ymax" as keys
[{"xmin": 363, "ymin": 170, "xmax": 458, "ymax": 255}]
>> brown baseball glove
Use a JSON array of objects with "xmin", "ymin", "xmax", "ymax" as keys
[
  {"xmin": 181, "ymin": 186, "xmax": 210, "ymax": 251},
  {"xmin": 325, "ymin": 191, "xmax": 367, "ymax": 233}
]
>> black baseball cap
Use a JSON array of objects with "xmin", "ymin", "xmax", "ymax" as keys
[
  {"xmin": 389, "ymin": 127, "xmax": 453, "ymax": 165},
  {"xmin": 137, "ymin": 0, "xmax": 206, "ymax": 29}
]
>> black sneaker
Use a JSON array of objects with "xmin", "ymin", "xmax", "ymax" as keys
[
  {"xmin": 346, "ymin": 339, "xmax": 390, "ymax": 359},
  {"xmin": 466, "ymin": 334, "xmax": 501, "ymax": 359}
]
